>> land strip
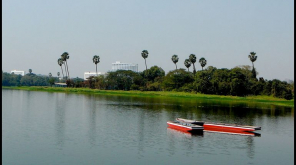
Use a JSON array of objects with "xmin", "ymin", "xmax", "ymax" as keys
[{"xmin": 2, "ymin": 86, "xmax": 294, "ymax": 107}]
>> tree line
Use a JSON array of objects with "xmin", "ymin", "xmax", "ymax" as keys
[{"xmin": 2, "ymin": 51, "xmax": 294, "ymax": 100}]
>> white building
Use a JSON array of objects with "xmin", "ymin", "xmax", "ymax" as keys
[
  {"xmin": 84, "ymin": 72, "xmax": 105, "ymax": 80},
  {"xmin": 111, "ymin": 61, "xmax": 138, "ymax": 72},
  {"xmin": 11, "ymin": 70, "xmax": 25, "ymax": 76}
]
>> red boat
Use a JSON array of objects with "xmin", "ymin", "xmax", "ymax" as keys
[
  {"xmin": 204, "ymin": 127, "xmax": 261, "ymax": 137},
  {"xmin": 176, "ymin": 118, "xmax": 261, "ymax": 132},
  {"xmin": 167, "ymin": 121, "xmax": 204, "ymax": 133},
  {"xmin": 167, "ymin": 127, "xmax": 204, "ymax": 137}
]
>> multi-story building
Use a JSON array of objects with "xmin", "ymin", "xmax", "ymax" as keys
[
  {"xmin": 111, "ymin": 61, "xmax": 138, "ymax": 72},
  {"xmin": 84, "ymin": 72, "xmax": 105, "ymax": 80},
  {"xmin": 11, "ymin": 70, "xmax": 25, "ymax": 76},
  {"xmin": 83, "ymin": 61, "xmax": 138, "ymax": 80}
]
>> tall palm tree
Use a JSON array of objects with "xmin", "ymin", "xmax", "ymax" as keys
[
  {"xmin": 199, "ymin": 57, "xmax": 207, "ymax": 70},
  {"xmin": 248, "ymin": 51, "xmax": 257, "ymax": 69},
  {"xmin": 57, "ymin": 72, "xmax": 60, "ymax": 82},
  {"xmin": 29, "ymin": 69, "xmax": 32, "ymax": 74},
  {"xmin": 184, "ymin": 59, "xmax": 191, "ymax": 71},
  {"xmin": 57, "ymin": 58, "xmax": 65, "ymax": 79},
  {"xmin": 93, "ymin": 55, "xmax": 100, "ymax": 75},
  {"xmin": 61, "ymin": 52, "xmax": 70, "ymax": 79},
  {"xmin": 171, "ymin": 54, "xmax": 179, "ymax": 70},
  {"xmin": 141, "ymin": 50, "xmax": 149, "ymax": 70},
  {"xmin": 189, "ymin": 54, "xmax": 197, "ymax": 74},
  {"xmin": 248, "ymin": 51, "xmax": 257, "ymax": 79}
]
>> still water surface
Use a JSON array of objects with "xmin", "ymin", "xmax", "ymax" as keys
[{"xmin": 2, "ymin": 89, "xmax": 294, "ymax": 165}]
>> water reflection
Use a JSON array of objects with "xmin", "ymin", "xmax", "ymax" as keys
[
  {"xmin": 2, "ymin": 89, "xmax": 294, "ymax": 165},
  {"xmin": 54, "ymin": 92, "xmax": 66, "ymax": 149},
  {"xmin": 87, "ymin": 95, "xmax": 98, "ymax": 147}
]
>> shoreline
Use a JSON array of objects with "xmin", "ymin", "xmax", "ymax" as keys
[{"xmin": 2, "ymin": 86, "xmax": 294, "ymax": 107}]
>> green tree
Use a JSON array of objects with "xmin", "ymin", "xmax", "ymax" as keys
[
  {"xmin": 248, "ymin": 52, "xmax": 257, "ymax": 78},
  {"xmin": 94, "ymin": 75, "xmax": 106, "ymax": 89},
  {"xmin": 235, "ymin": 65, "xmax": 255, "ymax": 80},
  {"xmin": 211, "ymin": 68, "xmax": 230, "ymax": 95},
  {"xmin": 194, "ymin": 66, "xmax": 217, "ymax": 94},
  {"xmin": 72, "ymin": 77, "xmax": 84, "ymax": 88},
  {"xmin": 57, "ymin": 58, "xmax": 65, "ymax": 79},
  {"xmin": 48, "ymin": 73, "xmax": 55, "ymax": 87},
  {"xmin": 199, "ymin": 57, "xmax": 207, "ymax": 70},
  {"xmin": 270, "ymin": 79, "xmax": 292, "ymax": 99},
  {"xmin": 21, "ymin": 74, "xmax": 34, "ymax": 86},
  {"xmin": 171, "ymin": 54, "xmax": 179, "ymax": 70},
  {"xmin": 86, "ymin": 76, "xmax": 96, "ymax": 89},
  {"xmin": 230, "ymin": 78, "xmax": 246, "ymax": 96},
  {"xmin": 184, "ymin": 59, "xmax": 191, "ymax": 71},
  {"xmin": 189, "ymin": 54, "xmax": 197, "ymax": 74},
  {"xmin": 142, "ymin": 66, "xmax": 165, "ymax": 82},
  {"xmin": 61, "ymin": 52, "xmax": 70, "ymax": 79},
  {"xmin": 141, "ymin": 66, "xmax": 165, "ymax": 91},
  {"xmin": 106, "ymin": 70, "xmax": 140, "ymax": 90},
  {"xmin": 195, "ymin": 71, "xmax": 213, "ymax": 94},
  {"xmin": 29, "ymin": 69, "xmax": 32, "ymax": 74},
  {"xmin": 141, "ymin": 50, "xmax": 149, "ymax": 70},
  {"xmin": 2, "ymin": 72, "xmax": 10, "ymax": 86},
  {"xmin": 229, "ymin": 68, "xmax": 248, "ymax": 96},
  {"xmin": 93, "ymin": 55, "xmax": 100, "ymax": 75},
  {"xmin": 162, "ymin": 69, "xmax": 194, "ymax": 91}
]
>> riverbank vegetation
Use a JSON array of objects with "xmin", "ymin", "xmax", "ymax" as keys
[
  {"xmin": 3, "ymin": 65, "xmax": 293, "ymax": 100},
  {"xmin": 2, "ymin": 51, "xmax": 294, "ymax": 101},
  {"xmin": 2, "ymin": 86, "xmax": 294, "ymax": 107}
]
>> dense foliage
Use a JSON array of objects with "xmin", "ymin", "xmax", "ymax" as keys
[
  {"xmin": 2, "ymin": 72, "xmax": 50, "ymax": 86},
  {"xmin": 2, "ymin": 65, "xmax": 294, "ymax": 100}
]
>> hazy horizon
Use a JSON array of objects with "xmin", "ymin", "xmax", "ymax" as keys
[{"xmin": 2, "ymin": 0, "xmax": 294, "ymax": 81}]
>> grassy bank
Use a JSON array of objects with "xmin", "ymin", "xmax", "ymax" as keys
[{"xmin": 2, "ymin": 86, "xmax": 294, "ymax": 107}]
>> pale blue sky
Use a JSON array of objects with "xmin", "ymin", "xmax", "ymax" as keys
[{"xmin": 2, "ymin": 0, "xmax": 294, "ymax": 81}]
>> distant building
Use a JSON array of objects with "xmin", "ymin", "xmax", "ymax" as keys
[
  {"xmin": 84, "ymin": 72, "xmax": 105, "ymax": 80},
  {"xmin": 11, "ymin": 70, "xmax": 25, "ymax": 76},
  {"xmin": 54, "ymin": 83, "xmax": 67, "ymax": 87},
  {"xmin": 111, "ymin": 61, "xmax": 138, "ymax": 72}
]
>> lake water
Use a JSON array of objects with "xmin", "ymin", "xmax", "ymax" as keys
[{"xmin": 2, "ymin": 89, "xmax": 294, "ymax": 165}]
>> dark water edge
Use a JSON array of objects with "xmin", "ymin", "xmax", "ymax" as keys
[{"xmin": 2, "ymin": 89, "xmax": 294, "ymax": 165}]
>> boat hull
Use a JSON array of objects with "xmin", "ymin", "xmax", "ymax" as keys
[
  {"xmin": 176, "ymin": 118, "xmax": 261, "ymax": 132},
  {"xmin": 203, "ymin": 123, "xmax": 255, "ymax": 132},
  {"xmin": 204, "ymin": 127, "xmax": 260, "ymax": 136},
  {"xmin": 167, "ymin": 121, "xmax": 203, "ymax": 132}
]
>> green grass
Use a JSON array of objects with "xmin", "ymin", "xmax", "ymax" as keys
[{"xmin": 2, "ymin": 86, "xmax": 294, "ymax": 107}]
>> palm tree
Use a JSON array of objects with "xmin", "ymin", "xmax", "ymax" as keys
[
  {"xmin": 171, "ymin": 54, "xmax": 179, "ymax": 70},
  {"xmin": 61, "ymin": 52, "xmax": 70, "ymax": 79},
  {"xmin": 49, "ymin": 72, "xmax": 52, "ymax": 77},
  {"xmin": 248, "ymin": 51, "xmax": 257, "ymax": 69},
  {"xmin": 248, "ymin": 51, "xmax": 257, "ymax": 78},
  {"xmin": 29, "ymin": 69, "xmax": 32, "ymax": 74},
  {"xmin": 141, "ymin": 50, "xmax": 149, "ymax": 70},
  {"xmin": 57, "ymin": 72, "xmax": 60, "ymax": 82},
  {"xmin": 93, "ymin": 55, "xmax": 100, "ymax": 75},
  {"xmin": 189, "ymin": 54, "xmax": 197, "ymax": 74},
  {"xmin": 184, "ymin": 59, "xmax": 191, "ymax": 71},
  {"xmin": 199, "ymin": 57, "xmax": 207, "ymax": 70},
  {"xmin": 57, "ymin": 58, "xmax": 65, "ymax": 79}
]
